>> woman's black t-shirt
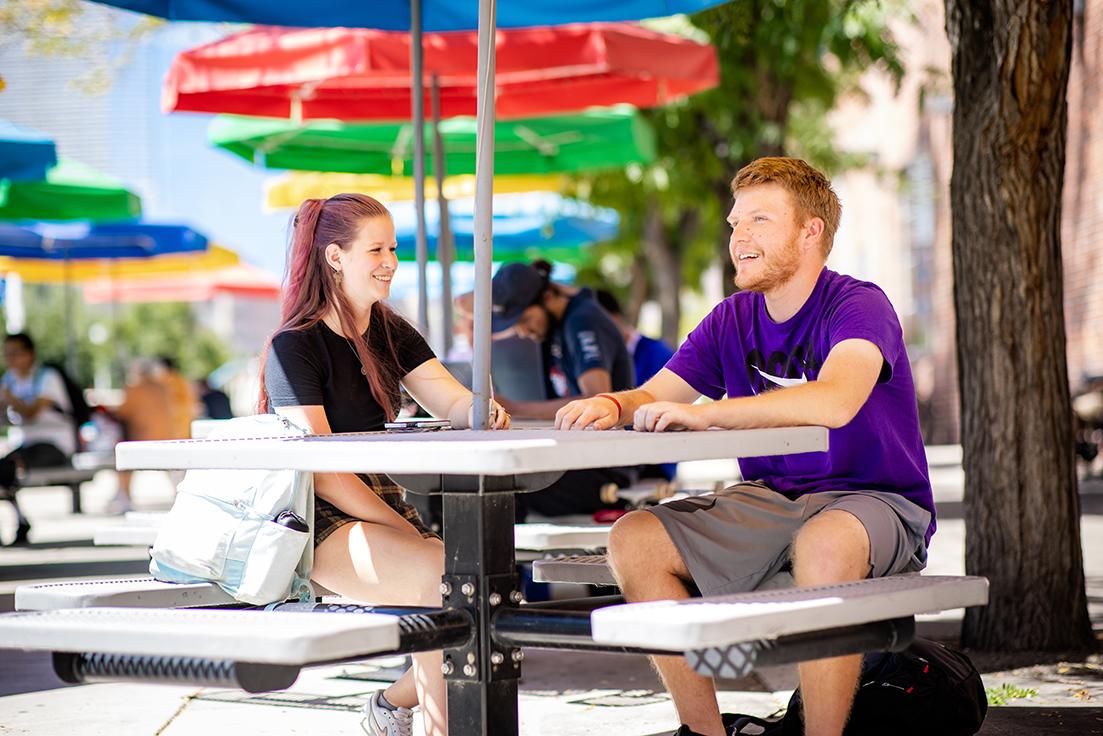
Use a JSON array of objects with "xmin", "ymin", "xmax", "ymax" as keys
[{"xmin": 265, "ymin": 315, "xmax": 436, "ymax": 431}]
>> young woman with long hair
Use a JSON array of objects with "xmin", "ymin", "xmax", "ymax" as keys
[{"xmin": 258, "ymin": 193, "xmax": 509, "ymax": 736}]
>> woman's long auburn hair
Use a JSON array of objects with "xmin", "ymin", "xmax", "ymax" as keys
[{"xmin": 257, "ymin": 193, "xmax": 404, "ymax": 420}]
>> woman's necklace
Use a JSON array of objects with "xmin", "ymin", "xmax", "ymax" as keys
[{"xmin": 344, "ymin": 335, "xmax": 370, "ymax": 378}]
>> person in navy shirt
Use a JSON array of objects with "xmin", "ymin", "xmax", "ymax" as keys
[
  {"xmin": 488, "ymin": 260, "xmax": 639, "ymax": 518},
  {"xmin": 556, "ymin": 158, "xmax": 934, "ymax": 736},
  {"xmin": 595, "ymin": 288, "xmax": 677, "ymax": 481},
  {"xmin": 594, "ymin": 288, "xmax": 676, "ymax": 386}
]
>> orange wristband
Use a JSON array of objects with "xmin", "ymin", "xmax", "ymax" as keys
[{"xmin": 594, "ymin": 393, "xmax": 622, "ymax": 421}]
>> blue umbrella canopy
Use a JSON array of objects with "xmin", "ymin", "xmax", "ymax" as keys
[
  {"xmin": 0, "ymin": 221, "xmax": 208, "ymax": 260},
  {"xmin": 0, "ymin": 119, "xmax": 58, "ymax": 182},
  {"xmin": 390, "ymin": 193, "xmax": 618, "ymax": 261},
  {"xmin": 90, "ymin": 0, "xmax": 727, "ymax": 31}
]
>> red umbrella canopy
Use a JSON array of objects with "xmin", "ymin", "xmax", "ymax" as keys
[
  {"xmin": 82, "ymin": 263, "xmax": 281, "ymax": 303},
  {"xmin": 163, "ymin": 23, "xmax": 719, "ymax": 121}
]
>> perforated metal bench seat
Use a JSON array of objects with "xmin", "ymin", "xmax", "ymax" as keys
[
  {"xmin": 21, "ymin": 451, "xmax": 116, "ymax": 513},
  {"xmin": 513, "ymin": 523, "xmax": 610, "ymax": 551},
  {"xmin": 16, "ymin": 577, "xmax": 239, "ymax": 611},
  {"xmin": 92, "ymin": 527, "xmax": 160, "ymax": 547},
  {"xmin": 0, "ymin": 606, "xmax": 403, "ymax": 665},
  {"xmin": 532, "ymin": 554, "xmax": 617, "ymax": 586},
  {"xmin": 590, "ymin": 574, "xmax": 989, "ymax": 651},
  {"xmin": 532, "ymin": 553, "xmax": 796, "ymax": 589},
  {"xmin": 21, "ymin": 467, "xmax": 97, "ymax": 484}
]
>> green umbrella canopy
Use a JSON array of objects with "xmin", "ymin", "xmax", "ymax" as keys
[
  {"xmin": 0, "ymin": 159, "xmax": 142, "ymax": 222},
  {"xmin": 209, "ymin": 106, "xmax": 656, "ymax": 176}
]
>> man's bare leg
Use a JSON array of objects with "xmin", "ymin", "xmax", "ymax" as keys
[
  {"xmin": 607, "ymin": 511, "xmax": 726, "ymax": 736},
  {"xmin": 790, "ymin": 510, "xmax": 872, "ymax": 736}
]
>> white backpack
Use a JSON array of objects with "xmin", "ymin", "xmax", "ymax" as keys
[{"xmin": 150, "ymin": 414, "xmax": 315, "ymax": 605}]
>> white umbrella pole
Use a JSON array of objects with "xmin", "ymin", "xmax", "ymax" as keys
[
  {"xmin": 63, "ymin": 244, "xmax": 76, "ymax": 376},
  {"xmin": 411, "ymin": 0, "xmax": 430, "ymax": 338},
  {"xmin": 5, "ymin": 274, "xmax": 25, "ymax": 333},
  {"xmin": 472, "ymin": 0, "xmax": 496, "ymax": 430},
  {"xmin": 432, "ymin": 74, "xmax": 455, "ymax": 358}
]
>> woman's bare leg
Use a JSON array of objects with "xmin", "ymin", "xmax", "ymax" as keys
[{"xmin": 313, "ymin": 522, "xmax": 447, "ymax": 736}]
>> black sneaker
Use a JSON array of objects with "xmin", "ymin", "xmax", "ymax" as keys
[
  {"xmin": 722, "ymin": 712, "xmax": 785, "ymax": 735},
  {"xmin": 672, "ymin": 727, "xmax": 707, "ymax": 736}
]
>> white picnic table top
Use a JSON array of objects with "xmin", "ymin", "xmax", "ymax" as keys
[
  {"xmin": 116, "ymin": 426, "xmax": 828, "ymax": 476},
  {"xmin": 590, "ymin": 575, "xmax": 990, "ymax": 651},
  {"xmin": 0, "ymin": 607, "xmax": 401, "ymax": 665},
  {"xmin": 91, "ymin": 521, "xmax": 610, "ymax": 552}
]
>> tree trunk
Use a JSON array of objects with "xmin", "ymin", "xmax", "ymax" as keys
[
  {"xmin": 945, "ymin": 0, "xmax": 1093, "ymax": 651},
  {"xmin": 643, "ymin": 202, "xmax": 682, "ymax": 346},
  {"xmin": 626, "ymin": 255, "xmax": 650, "ymax": 327}
]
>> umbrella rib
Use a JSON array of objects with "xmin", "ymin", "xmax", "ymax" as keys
[
  {"xmin": 391, "ymin": 124, "xmax": 414, "ymax": 164},
  {"xmin": 512, "ymin": 125, "xmax": 558, "ymax": 156}
]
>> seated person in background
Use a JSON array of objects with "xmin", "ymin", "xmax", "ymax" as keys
[
  {"xmin": 111, "ymin": 358, "xmax": 175, "ymax": 514},
  {"xmin": 595, "ymin": 287, "xmax": 678, "ymax": 482},
  {"xmin": 262, "ymin": 193, "xmax": 508, "ymax": 736},
  {"xmin": 594, "ymin": 288, "xmax": 676, "ymax": 385},
  {"xmin": 198, "ymin": 377, "xmax": 234, "ymax": 420},
  {"xmin": 556, "ymin": 157, "xmax": 935, "ymax": 736},
  {"xmin": 0, "ymin": 333, "xmax": 76, "ymax": 546},
  {"xmin": 465, "ymin": 259, "xmax": 639, "ymax": 519},
  {"xmin": 156, "ymin": 356, "xmax": 197, "ymax": 440}
]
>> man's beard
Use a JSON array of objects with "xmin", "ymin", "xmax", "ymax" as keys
[{"xmin": 733, "ymin": 237, "xmax": 802, "ymax": 293}]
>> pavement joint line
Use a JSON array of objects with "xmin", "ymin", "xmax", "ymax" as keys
[{"xmin": 154, "ymin": 688, "xmax": 202, "ymax": 736}]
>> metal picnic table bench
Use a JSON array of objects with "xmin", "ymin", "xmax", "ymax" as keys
[
  {"xmin": 19, "ymin": 450, "xmax": 116, "ymax": 514},
  {"xmin": 0, "ymin": 427, "xmax": 988, "ymax": 736}
]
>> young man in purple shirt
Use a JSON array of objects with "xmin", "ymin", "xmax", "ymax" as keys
[{"xmin": 555, "ymin": 157, "xmax": 934, "ymax": 736}]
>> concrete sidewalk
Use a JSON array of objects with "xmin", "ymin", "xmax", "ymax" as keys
[{"xmin": 0, "ymin": 458, "xmax": 1101, "ymax": 735}]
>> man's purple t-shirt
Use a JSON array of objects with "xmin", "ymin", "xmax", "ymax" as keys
[{"xmin": 665, "ymin": 268, "xmax": 935, "ymax": 544}]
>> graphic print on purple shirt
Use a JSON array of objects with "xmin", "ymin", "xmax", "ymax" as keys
[{"xmin": 664, "ymin": 268, "xmax": 936, "ymax": 545}]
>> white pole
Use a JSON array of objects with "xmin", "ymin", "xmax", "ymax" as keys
[
  {"xmin": 432, "ymin": 74, "xmax": 455, "ymax": 358},
  {"xmin": 4, "ymin": 274, "xmax": 25, "ymax": 333},
  {"xmin": 411, "ymin": 0, "xmax": 430, "ymax": 338},
  {"xmin": 471, "ymin": 0, "xmax": 496, "ymax": 429}
]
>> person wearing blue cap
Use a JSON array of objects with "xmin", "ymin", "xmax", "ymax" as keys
[{"xmin": 489, "ymin": 260, "xmax": 638, "ymax": 519}]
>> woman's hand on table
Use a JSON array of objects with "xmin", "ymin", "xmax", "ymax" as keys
[{"xmin": 464, "ymin": 399, "xmax": 511, "ymax": 429}]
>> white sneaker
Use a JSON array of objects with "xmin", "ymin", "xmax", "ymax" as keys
[
  {"xmin": 361, "ymin": 691, "xmax": 414, "ymax": 736},
  {"xmin": 105, "ymin": 495, "xmax": 132, "ymax": 515}
]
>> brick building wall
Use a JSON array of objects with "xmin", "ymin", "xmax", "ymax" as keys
[
  {"xmin": 909, "ymin": 0, "xmax": 1102, "ymax": 443},
  {"xmin": 1063, "ymin": 1, "xmax": 1103, "ymax": 389}
]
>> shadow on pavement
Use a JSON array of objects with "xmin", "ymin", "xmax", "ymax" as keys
[
  {"xmin": 639, "ymin": 708, "xmax": 1103, "ymax": 736},
  {"xmin": 978, "ymin": 707, "xmax": 1103, "ymax": 735},
  {"xmin": 0, "ymin": 650, "xmax": 73, "ymax": 698}
]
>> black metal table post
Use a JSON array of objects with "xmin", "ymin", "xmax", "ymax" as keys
[{"xmin": 392, "ymin": 470, "xmax": 561, "ymax": 736}]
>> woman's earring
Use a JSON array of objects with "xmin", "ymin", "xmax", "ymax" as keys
[{"xmin": 333, "ymin": 269, "xmax": 343, "ymax": 286}]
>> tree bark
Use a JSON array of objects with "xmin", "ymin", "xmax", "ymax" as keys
[
  {"xmin": 643, "ymin": 202, "xmax": 683, "ymax": 346},
  {"xmin": 945, "ymin": 0, "xmax": 1093, "ymax": 651},
  {"xmin": 626, "ymin": 255, "xmax": 650, "ymax": 327}
]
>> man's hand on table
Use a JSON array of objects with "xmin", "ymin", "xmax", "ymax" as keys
[
  {"xmin": 554, "ymin": 395, "xmax": 621, "ymax": 431},
  {"xmin": 633, "ymin": 401, "xmax": 711, "ymax": 432}
]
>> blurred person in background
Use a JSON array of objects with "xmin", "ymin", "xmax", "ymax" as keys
[
  {"xmin": 198, "ymin": 377, "xmax": 233, "ymax": 420},
  {"xmin": 594, "ymin": 288, "xmax": 676, "ymax": 386},
  {"xmin": 110, "ymin": 358, "xmax": 174, "ymax": 514},
  {"xmin": 0, "ymin": 333, "xmax": 74, "ymax": 545},
  {"xmin": 156, "ymin": 356, "xmax": 197, "ymax": 440},
  {"xmin": 595, "ymin": 288, "xmax": 678, "ymax": 482},
  {"xmin": 475, "ymin": 260, "xmax": 639, "ymax": 520}
]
